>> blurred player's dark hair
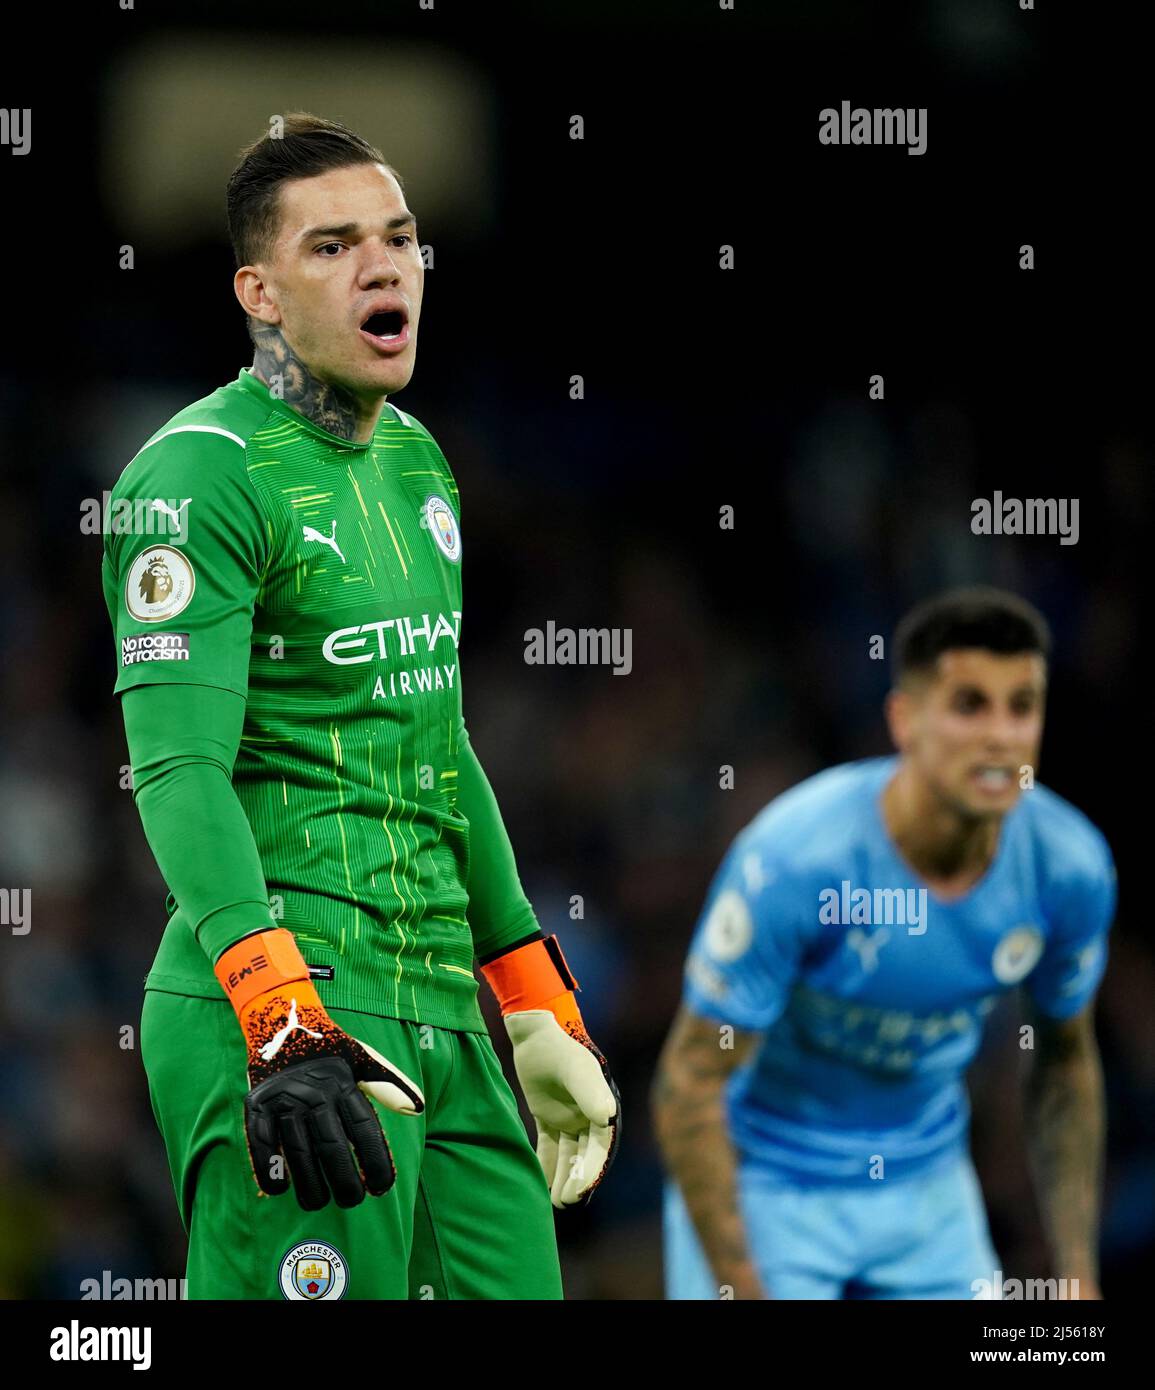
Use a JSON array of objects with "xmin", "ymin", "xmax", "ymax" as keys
[
  {"xmin": 226, "ymin": 112, "xmax": 401, "ymax": 340},
  {"xmin": 894, "ymin": 587, "xmax": 1052, "ymax": 682}
]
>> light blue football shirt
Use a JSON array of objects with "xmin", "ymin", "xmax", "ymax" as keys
[{"xmin": 682, "ymin": 757, "xmax": 1116, "ymax": 1183}]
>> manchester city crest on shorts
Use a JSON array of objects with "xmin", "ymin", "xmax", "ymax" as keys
[
  {"xmin": 424, "ymin": 494, "xmax": 461, "ymax": 563},
  {"xmin": 278, "ymin": 1240, "xmax": 348, "ymax": 1300}
]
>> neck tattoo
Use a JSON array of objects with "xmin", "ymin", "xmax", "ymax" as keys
[{"xmin": 251, "ymin": 325, "xmax": 362, "ymax": 442}]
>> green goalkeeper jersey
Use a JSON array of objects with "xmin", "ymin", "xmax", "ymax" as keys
[{"xmin": 103, "ymin": 367, "xmax": 498, "ymax": 1032}]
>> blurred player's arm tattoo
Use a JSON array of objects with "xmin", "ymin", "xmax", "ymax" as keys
[
  {"xmin": 651, "ymin": 1004, "xmax": 767, "ymax": 1298},
  {"xmin": 1023, "ymin": 1002, "xmax": 1105, "ymax": 1294},
  {"xmin": 251, "ymin": 324, "xmax": 360, "ymax": 442}
]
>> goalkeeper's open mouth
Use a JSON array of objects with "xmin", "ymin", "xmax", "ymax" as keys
[{"xmin": 358, "ymin": 300, "xmax": 410, "ymax": 355}]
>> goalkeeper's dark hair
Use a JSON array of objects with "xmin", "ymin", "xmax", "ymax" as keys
[
  {"xmin": 226, "ymin": 113, "xmax": 402, "ymax": 340},
  {"xmin": 227, "ymin": 112, "xmax": 400, "ymax": 268},
  {"xmin": 893, "ymin": 587, "xmax": 1051, "ymax": 683}
]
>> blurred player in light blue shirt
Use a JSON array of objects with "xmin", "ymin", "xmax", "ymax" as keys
[{"xmin": 653, "ymin": 588, "xmax": 1115, "ymax": 1299}]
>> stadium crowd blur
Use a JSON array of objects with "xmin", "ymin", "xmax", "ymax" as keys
[{"xmin": 2, "ymin": 2, "xmax": 1149, "ymax": 1299}]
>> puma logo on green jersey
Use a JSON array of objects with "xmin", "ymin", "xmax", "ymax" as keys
[{"xmin": 301, "ymin": 519, "xmax": 346, "ymax": 564}]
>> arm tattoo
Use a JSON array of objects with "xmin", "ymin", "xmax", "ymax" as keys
[
  {"xmin": 651, "ymin": 1006, "xmax": 763, "ymax": 1294},
  {"xmin": 251, "ymin": 324, "xmax": 362, "ymax": 442},
  {"xmin": 1024, "ymin": 1016, "xmax": 1105, "ymax": 1285}
]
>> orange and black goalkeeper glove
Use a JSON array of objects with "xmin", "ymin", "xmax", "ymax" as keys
[
  {"xmin": 214, "ymin": 927, "xmax": 425, "ymax": 1211},
  {"xmin": 481, "ymin": 933, "xmax": 621, "ymax": 1208}
]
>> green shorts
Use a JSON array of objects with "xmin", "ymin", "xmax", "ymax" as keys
[{"xmin": 140, "ymin": 989, "xmax": 563, "ymax": 1299}]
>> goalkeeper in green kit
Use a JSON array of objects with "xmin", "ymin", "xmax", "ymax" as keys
[{"xmin": 101, "ymin": 113, "xmax": 620, "ymax": 1299}]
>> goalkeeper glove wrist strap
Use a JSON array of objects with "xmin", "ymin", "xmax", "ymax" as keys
[
  {"xmin": 213, "ymin": 927, "xmax": 352, "ymax": 1088},
  {"xmin": 213, "ymin": 926, "xmax": 312, "ymax": 1016},
  {"xmin": 480, "ymin": 933, "xmax": 582, "ymax": 1026}
]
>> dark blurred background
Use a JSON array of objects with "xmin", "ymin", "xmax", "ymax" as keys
[{"xmin": 1, "ymin": 1, "xmax": 1150, "ymax": 1298}]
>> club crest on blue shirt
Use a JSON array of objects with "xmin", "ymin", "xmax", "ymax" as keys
[
  {"xmin": 991, "ymin": 924, "xmax": 1044, "ymax": 984},
  {"xmin": 424, "ymin": 494, "xmax": 461, "ymax": 563}
]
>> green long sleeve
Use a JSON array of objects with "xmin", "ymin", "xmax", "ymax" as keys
[
  {"xmin": 456, "ymin": 722, "xmax": 541, "ymax": 960},
  {"xmin": 121, "ymin": 682, "xmax": 278, "ymax": 964}
]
